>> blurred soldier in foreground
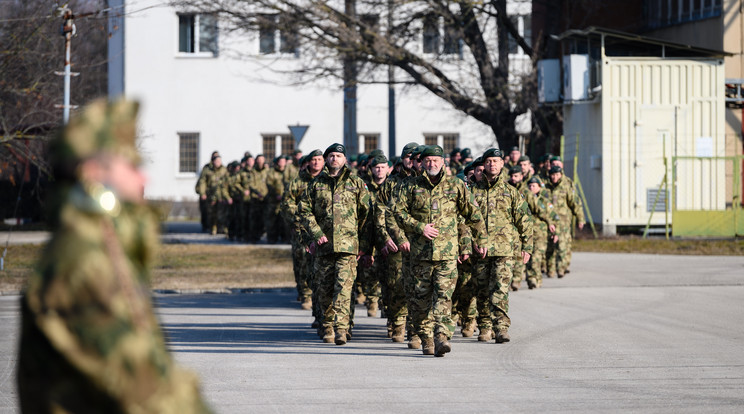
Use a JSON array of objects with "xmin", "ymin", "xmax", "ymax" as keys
[{"xmin": 17, "ymin": 99, "xmax": 211, "ymax": 414}]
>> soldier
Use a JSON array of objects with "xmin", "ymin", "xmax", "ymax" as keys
[
  {"xmin": 360, "ymin": 154, "xmax": 389, "ymax": 318},
  {"xmin": 519, "ymin": 155, "xmax": 533, "ymax": 182},
  {"xmin": 196, "ymin": 153, "xmax": 231, "ymax": 235},
  {"xmin": 507, "ymin": 146, "xmax": 521, "ymax": 169},
  {"xmin": 508, "ymin": 165, "xmax": 530, "ymax": 291},
  {"xmin": 525, "ymin": 176, "xmax": 558, "ymax": 289},
  {"xmin": 393, "ymin": 145, "xmax": 487, "ymax": 357},
  {"xmin": 226, "ymin": 161, "xmax": 244, "ymax": 241},
  {"xmin": 281, "ymin": 150, "xmax": 324, "ymax": 312},
  {"xmin": 18, "ymin": 99, "xmax": 212, "ymax": 413},
  {"xmin": 379, "ymin": 143, "xmax": 418, "ymax": 344},
  {"xmin": 471, "ymin": 148, "xmax": 533, "ymax": 344},
  {"xmin": 266, "ymin": 156, "xmax": 288, "ymax": 244},
  {"xmin": 449, "ymin": 147, "xmax": 462, "ymax": 175},
  {"xmin": 299, "ymin": 143, "xmax": 372, "ymax": 345},
  {"xmin": 285, "ymin": 149, "xmax": 302, "ymax": 181},
  {"xmin": 195, "ymin": 151, "xmax": 220, "ymax": 232},
  {"xmin": 248, "ymin": 154, "xmax": 269, "ymax": 242},
  {"xmin": 546, "ymin": 165, "xmax": 585, "ymax": 278}
]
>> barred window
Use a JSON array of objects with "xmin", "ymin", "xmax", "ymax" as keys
[
  {"xmin": 423, "ymin": 132, "xmax": 459, "ymax": 155},
  {"xmin": 280, "ymin": 134, "xmax": 295, "ymax": 155},
  {"xmin": 262, "ymin": 134, "xmax": 277, "ymax": 160},
  {"xmin": 178, "ymin": 132, "xmax": 199, "ymax": 173},
  {"xmin": 359, "ymin": 133, "xmax": 380, "ymax": 154}
]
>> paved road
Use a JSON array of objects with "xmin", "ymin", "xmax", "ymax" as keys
[{"xmin": 1, "ymin": 252, "xmax": 743, "ymax": 413}]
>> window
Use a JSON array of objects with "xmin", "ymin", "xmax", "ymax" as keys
[
  {"xmin": 259, "ymin": 14, "xmax": 299, "ymax": 55},
  {"xmin": 178, "ymin": 14, "xmax": 218, "ymax": 56},
  {"xmin": 508, "ymin": 15, "xmax": 531, "ymax": 55},
  {"xmin": 262, "ymin": 133, "xmax": 293, "ymax": 159},
  {"xmin": 178, "ymin": 133, "xmax": 199, "ymax": 173},
  {"xmin": 423, "ymin": 133, "xmax": 459, "ymax": 155},
  {"xmin": 443, "ymin": 22, "xmax": 462, "ymax": 55},
  {"xmin": 359, "ymin": 133, "xmax": 380, "ymax": 153},
  {"xmin": 423, "ymin": 15, "xmax": 440, "ymax": 54},
  {"xmin": 645, "ymin": 0, "xmax": 722, "ymax": 29}
]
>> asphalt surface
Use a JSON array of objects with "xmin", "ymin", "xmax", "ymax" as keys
[{"xmin": 1, "ymin": 252, "xmax": 743, "ymax": 413}]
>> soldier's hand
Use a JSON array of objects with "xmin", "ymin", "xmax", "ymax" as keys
[
  {"xmin": 317, "ymin": 235, "xmax": 329, "ymax": 245},
  {"xmin": 200, "ymin": 195, "xmax": 207, "ymax": 200},
  {"xmin": 384, "ymin": 238, "xmax": 398, "ymax": 254},
  {"xmin": 458, "ymin": 254, "xmax": 469, "ymax": 264},
  {"xmin": 244, "ymin": 190, "xmax": 250, "ymax": 197},
  {"xmin": 549, "ymin": 224, "xmax": 556, "ymax": 233},
  {"xmin": 578, "ymin": 222, "xmax": 585, "ymax": 230},
  {"xmin": 227, "ymin": 198, "xmax": 233, "ymax": 205},
  {"xmin": 210, "ymin": 201, "xmax": 216, "ymax": 206},
  {"xmin": 308, "ymin": 242, "xmax": 317, "ymax": 255},
  {"xmin": 476, "ymin": 246, "xmax": 487, "ymax": 259},
  {"xmin": 381, "ymin": 245, "xmax": 389, "ymax": 257},
  {"xmin": 522, "ymin": 251, "xmax": 531, "ymax": 264},
  {"xmin": 399, "ymin": 242, "xmax": 411, "ymax": 253},
  {"xmin": 423, "ymin": 223, "xmax": 439, "ymax": 240},
  {"xmin": 552, "ymin": 235, "xmax": 559, "ymax": 243}
]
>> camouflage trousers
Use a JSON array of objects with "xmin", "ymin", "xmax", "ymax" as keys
[
  {"xmin": 512, "ymin": 242, "xmax": 525, "ymax": 287},
  {"xmin": 453, "ymin": 257, "xmax": 477, "ymax": 327},
  {"xmin": 547, "ymin": 222, "xmax": 572, "ymax": 275},
  {"xmin": 314, "ymin": 253, "xmax": 358, "ymax": 331},
  {"xmin": 526, "ymin": 224, "xmax": 549, "ymax": 286},
  {"xmin": 409, "ymin": 259, "xmax": 458, "ymax": 339},
  {"xmin": 358, "ymin": 258, "xmax": 382, "ymax": 307},
  {"xmin": 291, "ymin": 235, "xmax": 312, "ymax": 302},
  {"xmin": 264, "ymin": 202, "xmax": 287, "ymax": 244},
  {"xmin": 199, "ymin": 198, "xmax": 209, "ymax": 232},
  {"xmin": 474, "ymin": 256, "xmax": 514, "ymax": 331},
  {"xmin": 382, "ymin": 251, "xmax": 408, "ymax": 328},
  {"xmin": 207, "ymin": 201, "xmax": 229, "ymax": 234},
  {"xmin": 248, "ymin": 200, "xmax": 266, "ymax": 242}
]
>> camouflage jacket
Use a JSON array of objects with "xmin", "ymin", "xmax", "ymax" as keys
[
  {"xmin": 374, "ymin": 173, "xmax": 405, "ymax": 250},
  {"xmin": 392, "ymin": 169, "xmax": 486, "ymax": 261},
  {"xmin": 196, "ymin": 164, "xmax": 230, "ymax": 202},
  {"xmin": 299, "ymin": 165, "xmax": 371, "ymax": 256},
  {"xmin": 19, "ymin": 184, "xmax": 211, "ymax": 414},
  {"xmin": 471, "ymin": 173, "xmax": 534, "ymax": 256},
  {"xmin": 194, "ymin": 162, "xmax": 211, "ymax": 196},
  {"xmin": 227, "ymin": 170, "xmax": 245, "ymax": 200},
  {"xmin": 281, "ymin": 169, "xmax": 317, "ymax": 243},
  {"xmin": 546, "ymin": 176, "xmax": 585, "ymax": 225},
  {"xmin": 526, "ymin": 190, "xmax": 559, "ymax": 234},
  {"xmin": 248, "ymin": 166, "xmax": 269, "ymax": 201},
  {"xmin": 384, "ymin": 169, "xmax": 415, "ymax": 246},
  {"xmin": 266, "ymin": 167, "xmax": 288, "ymax": 205}
]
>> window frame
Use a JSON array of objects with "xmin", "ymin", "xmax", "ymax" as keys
[
  {"xmin": 177, "ymin": 132, "xmax": 200, "ymax": 176},
  {"xmin": 177, "ymin": 13, "xmax": 219, "ymax": 58}
]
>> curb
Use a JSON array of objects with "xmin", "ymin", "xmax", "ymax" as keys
[{"xmin": 2, "ymin": 287, "xmax": 296, "ymax": 297}]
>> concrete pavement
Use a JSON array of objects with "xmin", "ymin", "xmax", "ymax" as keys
[{"xmin": 1, "ymin": 252, "xmax": 743, "ymax": 413}]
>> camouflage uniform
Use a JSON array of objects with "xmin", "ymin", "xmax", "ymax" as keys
[
  {"xmin": 471, "ymin": 171, "xmax": 533, "ymax": 338},
  {"xmin": 281, "ymin": 168, "xmax": 316, "ymax": 308},
  {"xmin": 299, "ymin": 164, "xmax": 371, "ymax": 337},
  {"xmin": 248, "ymin": 164, "xmax": 269, "ymax": 242},
  {"xmin": 196, "ymin": 161, "xmax": 230, "ymax": 235},
  {"xmin": 226, "ymin": 164, "xmax": 245, "ymax": 240},
  {"xmin": 392, "ymin": 169, "xmax": 486, "ymax": 342},
  {"xmin": 508, "ymin": 180, "xmax": 531, "ymax": 289},
  {"xmin": 452, "ymin": 218, "xmax": 477, "ymax": 335},
  {"xmin": 18, "ymin": 99, "xmax": 211, "ymax": 414},
  {"xmin": 525, "ymin": 186, "xmax": 558, "ymax": 288},
  {"xmin": 195, "ymin": 162, "xmax": 212, "ymax": 232},
  {"xmin": 546, "ymin": 174, "xmax": 584, "ymax": 277},
  {"xmin": 265, "ymin": 165, "xmax": 288, "ymax": 243},
  {"xmin": 359, "ymin": 175, "xmax": 383, "ymax": 315}
]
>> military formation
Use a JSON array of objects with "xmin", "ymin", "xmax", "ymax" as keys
[{"xmin": 200, "ymin": 143, "xmax": 585, "ymax": 357}]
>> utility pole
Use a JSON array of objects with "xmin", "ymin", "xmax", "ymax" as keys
[
  {"xmin": 387, "ymin": 0, "xmax": 396, "ymax": 157},
  {"xmin": 55, "ymin": 5, "xmax": 79, "ymax": 124},
  {"xmin": 343, "ymin": 0, "xmax": 358, "ymax": 156}
]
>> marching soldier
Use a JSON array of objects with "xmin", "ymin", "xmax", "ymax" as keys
[
  {"xmin": 266, "ymin": 156, "xmax": 288, "ymax": 244},
  {"xmin": 195, "ymin": 151, "xmax": 220, "ymax": 232},
  {"xmin": 525, "ymin": 176, "xmax": 558, "ymax": 289},
  {"xmin": 546, "ymin": 165, "xmax": 585, "ymax": 278},
  {"xmin": 196, "ymin": 153, "xmax": 231, "ymax": 235},
  {"xmin": 248, "ymin": 154, "xmax": 269, "ymax": 242}
]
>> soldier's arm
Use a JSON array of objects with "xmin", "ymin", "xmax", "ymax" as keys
[
  {"xmin": 298, "ymin": 185, "xmax": 324, "ymax": 242},
  {"xmin": 456, "ymin": 184, "xmax": 487, "ymax": 247},
  {"xmin": 357, "ymin": 180, "xmax": 372, "ymax": 254},
  {"xmin": 566, "ymin": 185, "xmax": 586, "ymax": 225},
  {"xmin": 392, "ymin": 182, "xmax": 425, "ymax": 236},
  {"xmin": 195, "ymin": 169, "xmax": 207, "ymax": 195},
  {"xmin": 385, "ymin": 182, "xmax": 409, "ymax": 245},
  {"xmin": 373, "ymin": 183, "xmax": 394, "ymax": 250},
  {"xmin": 513, "ymin": 191, "xmax": 534, "ymax": 254},
  {"xmin": 457, "ymin": 216, "xmax": 473, "ymax": 256}
]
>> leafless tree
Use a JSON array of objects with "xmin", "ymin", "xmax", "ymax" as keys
[{"xmin": 172, "ymin": 0, "xmax": 552, "ymax": 150}]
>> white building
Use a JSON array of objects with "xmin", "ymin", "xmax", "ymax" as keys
[{"xmin": 108, "ymin": 0, "xmax": 532, "ymax": 200}]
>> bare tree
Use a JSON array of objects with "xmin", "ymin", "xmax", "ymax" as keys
[
  {"xmin": 0, "ymin": 0, "xmax": 108, "ymax": 219},
  {"xmin": 173, "ymin": 0, "xmax": 545, "ymax": 150}
]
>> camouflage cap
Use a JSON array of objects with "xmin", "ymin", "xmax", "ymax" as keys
[
  {"xmin": 549, "ymin": 165, "xmax": 563, "ymax": 174},
  {"xmin": 401, "ymin": 142, "xmax": 419, "ymax": 157},
  {"xmin": 509, "ymin": 165, "xmax": 523, "ymax": 175},
  {"xmin": 369, "ymin": 154, "xmax": 388, "ymax": 167},
  {"xmin": 519, "ymin": 155, "xmax": 530, "ymax": 162},
  {"xmin": 51, "ymin": 98, "xmax": 140, "ymax": 168},
  {"xmin": 482, "ymin": 148, "xmax": 503, "ymax": 160},
  {"xmin": 324, "ymin": 143, "xmax": 346, "ymax": 157},
  {"xmin": 421, "ymin": 145, "xmax": 444, "ymax": 158}
]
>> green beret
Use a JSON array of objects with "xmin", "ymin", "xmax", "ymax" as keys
[
  {"xmin": 211, "ymin": 153, "xmax": 221, "ymax": 161},
  {"xmin": 551, "ymin": 155, "xmax": 562, "ymax": 162},
  {"xmin": 412, "ymin": 145, "xmax": 427, "ymax": 158},
  {"xmin": 421, "ymin": 145, "xmax": 444, "ymax": 158},
  {"xmin": 472, "ymin": 156, "xmax": 483, "ymax": 167},
  {"xmin": 401, "ymin": 142, "xmax": 419, "ymax": 157},
  {"xmin": 539, "ymin": 154, "xmax": 552, "ymax": 163},
  {"xmin": 50, "ymin": 98, "xmax": 141, "ymax": 170},
  {"xmin": 510, "ymin": 146, "xmax": 520, "ymax": 152},
  {"xmin": 243, "ymin": 151, "xmax": 253, "ymax": 159},
  {"xmin": 228, "ymin": 161, "xmax": 239, "ymax": 169},
  {"xmin": 549, "ymin": 165, "xmax": 563, "ymax": 174},
  {"xmin": 450, "ymin": 147, "xmax": 461, "ymax": 157},
  {"xmin": 358, "ymin": 154, "xmax": 369, "ymax": 166},
  {"xmin": 298, "ymin": 155, "xmax": 308, "ymax": 165},
  {"xmin": 460, "ymin": 148, "xmax": 472, "ymax": 158},
  {"xmin": 519, "ymin": 155, "xmax": 530, "ymax": 162},
  {"xmin": 307, "ymin": 149, "xmax": 323, "ymax": 158},
  {"xmin": 369, "ymin": 149, "xmax": 384, "ymax": 158},
  {"xmin": 369, "ymin": 154, "xmax": 388, "ymax": 167},
  {"xmin": 527, "ymin": 176, "xmax": 542, "ymax": 185},
  {"xmin": 324, "ymin": 143, "xmax": 346, "ymax": 157},
  {"xmin": 482, "ymin": 148, "xmax": 503, "ymax": 160},
  {"xmin": 509, "ymin": 165, "xmax": 523, "ymax": 175},
  {"xmin": 292, "ymin": 149, "xmax": 302, "ymax": 156},
  {"xmin": 464, "ymin": 161, "xmax": 475, "ymax": 174}
]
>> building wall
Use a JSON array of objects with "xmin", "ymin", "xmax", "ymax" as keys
[{"xmin": 111, "ymin": 1, "xmax": 529, "ymax": 200}]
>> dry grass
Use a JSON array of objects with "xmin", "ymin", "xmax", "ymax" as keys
[
  {"xmin": 0, "ymin": 244, "xmax": 294, "ymax": 292},
  {"xmin": 574, "ymin": 235, "xmax": 744, "ymax": 255}
]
